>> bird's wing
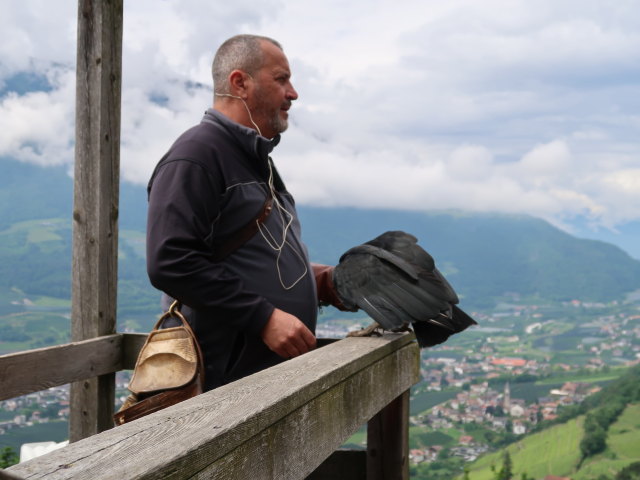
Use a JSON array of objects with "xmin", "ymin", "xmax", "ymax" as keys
[
  {"xmin": 339, "ymin": 244, "xmax": 419, "ymax": 281},
  {"xmin": 423, "ymin": 267, "xmax": 459, "ymax": 305},
  {"xmin": 334, "ymin": 230, "xmax": 477, "ymax": 346},
  {"xmin": 334, "ymin": 245, "xmax": 451, "ymax": 331},
  {"xmin": 335, "ymin": 250, "xmax": 409, "ymax": 330},
  {"xmin": 365, "ymin": 231, "xmax": 459, "ymax": 302}
]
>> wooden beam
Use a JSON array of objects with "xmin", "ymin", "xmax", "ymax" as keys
[
  {"xmin": 0, "ymin": 335, "xmax": 124, "ymax": 401},
  {"xmin": 70, "ymin": 0, "xmax": 123, "ymax": 441},
  {"xmin": 367, "ymin": 390, "xmax": 411, "ymax": 480},
  {"xmin": 0, "ymin": 469, "xmax": 25, "ymax": 480},
  {"xmin": 0, "ymin": 333, "xmax": 334, "ymax": 401},
  {"xmin": 8, "ymin": 334, "xmax": 420, "ymax": 480}
]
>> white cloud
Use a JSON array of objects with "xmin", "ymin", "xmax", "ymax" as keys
[
  {"xmin": 1, "ymin": 0, "xmax": 640, "ymax": 231},
  {"xmin": 0, "ymin": 67, "xmax": 75, "ymax": 166}
]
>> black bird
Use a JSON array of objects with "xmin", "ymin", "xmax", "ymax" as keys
[{"xmin": 333, "ymin": 230, "xmax": 477, "ymax": 347}]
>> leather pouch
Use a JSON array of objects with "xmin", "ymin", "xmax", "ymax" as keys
[{"xmin": 114, "ymin": 301, "xmax": 204, "ymax": 425}]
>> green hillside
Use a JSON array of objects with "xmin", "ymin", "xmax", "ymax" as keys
[
  {"xmin": 455, "ymin": 373, "xmax": 640, "ymax": 480},
  {"xmin": 463, "ymin": 417, "xmax": 584, "ymax": 479},
  {"xmin": 462, "ymin": 404, "xmax": 640, "ymax": 480},
  {"xmin": 0, "ymin": 215, "xmax": 161, "ymax": 341},
  {"xmin": 3, "ymin": 159, "xmax": 640, "ymax": 314}
]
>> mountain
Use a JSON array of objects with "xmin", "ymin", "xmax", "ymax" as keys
[
  {"xmin": 299, "ymin": 207, "xmax": 640, "ymax": 307},
  {"xmin": 0, "ymin": 159, "xmax": 152, "ymax": 322},
  {"xmin": 0, "ymin": 157, "xmax": 147, "ymax": 231},
  {"xmin": 2, "ymin": 158, "xmax": 640, "ymax": 317}
]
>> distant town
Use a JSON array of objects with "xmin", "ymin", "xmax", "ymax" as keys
[
  {"xmin": 320, "ymin": 296, "xmax": 640, "ymax": 467},
  {"xmin": 2, "ymin": 296, "xmax": 640, "ymax": 469}
]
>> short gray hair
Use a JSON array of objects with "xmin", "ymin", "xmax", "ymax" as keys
[{"xmin": 212, "ymin": 34, "xmax": 282, "ymax": 95}]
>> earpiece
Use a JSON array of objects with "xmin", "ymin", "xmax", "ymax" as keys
[{"xmin": 215, "ymin": 92, "xmax": 243, "ymax": 100}]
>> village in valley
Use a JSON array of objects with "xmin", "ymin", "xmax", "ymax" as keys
[
  {"xmin": 408, "ymin": 358, "xmax": 602, "ymax": 464},
  {"xmin": 320, "ymin": 295, "xmax": 640, "ymax": 467},
  {"xmin": 2, "ymin": 295, "xmax": 640, "ymax": 469},
  {"xmin": 0, "ymin": 386, "xmax": 69, "ymax": 438}
]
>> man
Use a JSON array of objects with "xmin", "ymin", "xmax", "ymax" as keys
[{"xmin": 146, "ymin": 34, "xmax": 346, "ymax": 391}]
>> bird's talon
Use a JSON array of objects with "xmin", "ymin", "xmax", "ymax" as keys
[{"xmin": 347, "ymin": 322, "xmax": 383, "ymax": 338}]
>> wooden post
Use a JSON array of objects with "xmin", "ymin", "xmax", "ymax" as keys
[
  {"xmin": 367, "ymin": 390, "xmax": 410, "ymax": 480},
  {"xmin": 70, "ymin": 0, "xmax": 123, "ymax": 442}
]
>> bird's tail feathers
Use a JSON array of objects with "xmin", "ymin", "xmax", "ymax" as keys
[
  {"xmin": 412, "ymin": 321, "xmax": 453, "ymax": 348},
  {"xmin": 451, "ymin": 305, "xmax": 478, "ymax": 331},
  {"xmin": 412, "ymin": 305, "xmax": 477, "ymax": 347}
]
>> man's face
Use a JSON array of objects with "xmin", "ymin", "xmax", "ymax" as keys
[{"xmin": 248, "ymin": 41, "xmax": 298, "ymax": 139}]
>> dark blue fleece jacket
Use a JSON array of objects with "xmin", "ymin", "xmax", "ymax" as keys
[{"xmin": 146, "ymin": 109, "xmax": 317, "ymax": 390}]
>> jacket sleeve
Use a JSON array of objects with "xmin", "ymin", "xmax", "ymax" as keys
[{"xmin": 146, "ymin": 158, "xmax": 274, "ymax": 335}]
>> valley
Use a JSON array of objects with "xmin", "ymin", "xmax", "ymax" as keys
[
  {"xmin": 2, "ymin": 160, "xmax": 640, "ymax": 476},
  {"xmin": 2, "ymin": 287, "xmax": 639, "ymax": 478}
]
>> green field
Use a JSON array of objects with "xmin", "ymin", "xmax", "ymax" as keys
[
  {"xmin": 462, "ymin": 417, "xmax": 584, "ymax": 480},
  {"xmin": 0, "ymin": 311, "xmax": 70, "ymax": 354},
  {"xmin": 608, "ymin": 404, "xmax": 640, "ymax": 459},
  {"xmin": 0, "ymin": 421, "xmax": 68, "ymax": 451},
  {"xmin": 410, "ymin": 387, "xmax": 460, "ymax": 415},
  {"xmin": 535, "ymin": 369, "xmax": 625, "ymax": 385},
  {"xmin": 1, "ymin": 218, "xmax": 67, "ymax": 243},
  {"xmin": 573, "ymin": 403, "xmax": 640, "ymax": 480},
  {"xmin": 410, "ymin": 427, "xmax": 458, "ymax": 448},
  {"xmin": 461, "ymin": 403, "xmax": 640, "ymax": 480},
  {"xmin": 345, "ymin": 424, "xmax": 461, "ymax": 451},
  {"xmin": 343, "ymin": 425, "xmax": 367, "ymax": 449}
]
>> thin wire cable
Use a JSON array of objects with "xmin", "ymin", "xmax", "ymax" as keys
[
  {"xmin": 256, "ymin": 159, "xmax": 308, "ymax": 290},
  {"xmin": 214, "ymin": 93, "xmax": 308, "ymax": 289}
]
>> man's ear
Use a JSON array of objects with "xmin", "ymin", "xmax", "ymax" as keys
[{"xmin": 229, "ymin": 70, "xmax": 250, "ymax": 99}]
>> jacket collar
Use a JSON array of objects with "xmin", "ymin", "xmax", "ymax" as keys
[{"xmin": 203, "ymin": 108, "xmax": 280, "ymax": 161}]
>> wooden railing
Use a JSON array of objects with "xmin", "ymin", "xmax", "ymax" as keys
[
  {"xmin": 0, "ymin": 334, "xmax": 144, "ymax": 401},
  {"xmin": 2, "ymin": 332, "xmax": 419, "ymax": 479}
]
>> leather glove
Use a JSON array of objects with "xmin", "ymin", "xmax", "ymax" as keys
[{"xmin": 311, "ymin": 263, "xmax": 358, "ymax": 312}]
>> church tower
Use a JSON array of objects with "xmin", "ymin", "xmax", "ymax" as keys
[{"xmin": 503, "ymin": 382, "xmax": 511, "ymax": 412}]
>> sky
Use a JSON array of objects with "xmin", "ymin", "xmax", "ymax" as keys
[{"xmin": 1, "ymin": 1, "xmax": 640, "ymax": 246}]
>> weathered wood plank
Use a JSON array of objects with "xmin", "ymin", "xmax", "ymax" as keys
[
  {"xmin": 70, "ymin": 0, "xmax": 123, "ymax": 441},
  {"xmin": 367, "ymin": 390, "xmax": 410, "ymax": 480},
  {"xmin": 121, "ymin": 335, "xmax": 334, "ymax": 371},
  {"xmin": 0, "ymin": 468, "xmax": 25, "ymax": 479},
  {"xmin": 189, "ymin": 343, "xmax": 417, "ymax": 479},
  {"xmin": 8, "ymin": 334, "xmax": 419, "ymax": 480},
  {"xmin": 0, "ymin": 332, "xmax": 339, "ymax": 402},
  {"xmin": 0, "ymin": 335, "xmax": 124, "ymax": 401}
]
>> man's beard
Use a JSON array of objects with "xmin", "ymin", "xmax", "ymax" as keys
[
  {"xmin": 270, "ymin": 111, "xmax": 288, "ymax": 135},
  {"xmin": 253, "ymin": 86, "xmax": 290, "ymax": 136},
  {"xmin": 256, "ymin": 102, "xmax": 288, "ymax": 136}
]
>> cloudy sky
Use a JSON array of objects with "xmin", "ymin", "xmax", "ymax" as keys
[{"xmin": 1, "ymin": 1, "xmax": 639, "ymax": 242}]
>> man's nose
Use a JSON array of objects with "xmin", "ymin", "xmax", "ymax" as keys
[{"xmin": 287, "ymin": 82, "xmax": 299, "ymax": 101}]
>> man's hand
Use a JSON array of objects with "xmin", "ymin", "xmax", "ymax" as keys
[
  {"xmin": 260, "ymin": 308, "xmax": 317, "ymax": 358},
  {"xmin": 312, "ymin": 263, "xmax": 358, "ymax": 312}
]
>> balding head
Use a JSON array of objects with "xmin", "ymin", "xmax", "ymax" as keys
[{"xmin": 212, "ymin": 34, "xmax": 283, "ymax": 95}]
